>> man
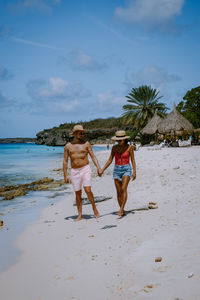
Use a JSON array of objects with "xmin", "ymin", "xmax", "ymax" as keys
[{"xmin": 63, "ymin": 124, "xmax": 101, "ymax": 221}]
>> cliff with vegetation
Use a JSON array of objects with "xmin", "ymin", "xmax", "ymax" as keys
[{"xmin": 35, "ymin": 117, "xmax": 130, "ymax": 146}]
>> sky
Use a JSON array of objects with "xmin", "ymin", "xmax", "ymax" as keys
[{"xmin": 0, "ymin": 0, "xmax": 200, "ymax": 138}]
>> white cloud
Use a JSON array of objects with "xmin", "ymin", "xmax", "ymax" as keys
[
  {"xmin": 25, "ymin": 77, "xmax": 91, "ymax": 114},
  {"xmin": 124, "ymin": 65, "xmax": 181, "ymax": 90},
  {"xmin": 115, "ymin": 0, "xmax": 184, "ymax": 27},
  {"xmin": 64, "ymin": 49, "xmax": 108, "ymax": 72},
  {"xmin": 27, "ymin": 77, "xmax": 91, "ymax": 101},
  {"xmin": 97, "ymin": 90, "xmax": 125, "ymax": 115},
  {"xmin": 53, "ymin": 100, "xmax": 80, "ymax": 112},
  {"xmin": 98, "ymin": 90, "xmax": 124, "ymax": 105}
]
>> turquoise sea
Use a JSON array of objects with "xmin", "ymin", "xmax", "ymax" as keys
[
  {"xmin": 0, "ymin": 143, "xmax": 107, "ymax": 271},
  {"xmin": 0, "ymin": 143, "xmax": 106, "ymax": 187}
]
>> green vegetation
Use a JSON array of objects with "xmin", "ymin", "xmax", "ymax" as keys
[
  {"xmin": 58, "ymin": 117, "xmax": 125, "ymax": 130},
  {"xmin": 177, "ymin": 86, "xmax": 200, "ymax": 128},
  {"xmin": 38, "ymin": 85, "xmax": 199, "ymax": 145},
  {"xmin": 122, "ymin": 85, "xmax": 168, "ymax": 130}
]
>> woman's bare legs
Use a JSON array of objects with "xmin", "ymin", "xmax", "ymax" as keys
[
  {"xmin": 114, "ymin": 179, "xmax": 122, "ymax": 207},
  {"xmin": 117, "ymin": 176, "xmax": 130, "ymax": 216}
]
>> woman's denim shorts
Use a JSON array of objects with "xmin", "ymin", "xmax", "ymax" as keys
[{"xmin": 113, "ymin": 164, "xmax": 132, "ymax": 181}]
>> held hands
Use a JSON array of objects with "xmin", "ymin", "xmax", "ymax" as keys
[{"xmin": 98, "ymin": 168, "xmax": 104, "ymax": 177}]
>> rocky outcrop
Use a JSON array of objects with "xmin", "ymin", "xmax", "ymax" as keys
[
  {"xmin": 0, "ymin": 177, "xmax": 65, "ymax": 200},
  {"xmin": 0, "ymin": 138, "xmax": 36, "ymax": 144},
  {"xmin": 36, "ymin": 128, "xmax": 118, "ymax": 146}
]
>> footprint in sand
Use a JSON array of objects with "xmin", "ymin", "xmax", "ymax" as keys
[
  {"xmin": 155, "ymin": 265, "xmax": 172, "ymax": 272},
  {"xmin": 66, "ymin": 276, "xmax": 75, "ymax": 281},
  {"xmin": 142, "ymin": 283, "xmax": 160, "ymax": 293}
]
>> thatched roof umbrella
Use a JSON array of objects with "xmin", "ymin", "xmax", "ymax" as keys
[
  {"xmin": 194, "ymin": 128, "xmax": 200, "ymax": 134},
  {"xmin": 140, "ymin": 111, "xmax": 163, "ymax": 135},
  {"xmin": 158, "ymin": 105, "xmax": 194, "ymax": 135}
]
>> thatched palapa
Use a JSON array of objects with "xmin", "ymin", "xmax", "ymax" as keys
[
  {"xmin": 158, "ymin": 105, "xmax": 194, "ymax": 135},
  {"xmin": 194, "ymin": 128, "xmax": 200, "ymax": 134},
  {"xmin": 141, "ymin": 111, "xmax": 162, "ymax": 135}
]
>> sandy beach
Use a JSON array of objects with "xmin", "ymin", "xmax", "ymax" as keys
[{"xmin": 0, "ymin": 146, "xmax": 200, "ymax": 300}]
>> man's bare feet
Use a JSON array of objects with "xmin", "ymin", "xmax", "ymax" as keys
[{"xmin": 74, "ymin": 215, "xmax": 82, "ymax": 221}]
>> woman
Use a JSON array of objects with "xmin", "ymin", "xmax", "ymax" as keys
[{"xmin": 100, "ymin": 130, "xmax": 136, "ymax": 216}]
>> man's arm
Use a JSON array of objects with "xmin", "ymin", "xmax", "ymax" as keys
[
  {"xmin": 87, "ymin": 142, "xmax": 102, "ymax": 174},
  {"xmin": 63, "ymin": 144, "xmax": 69, "ymax": 184}
]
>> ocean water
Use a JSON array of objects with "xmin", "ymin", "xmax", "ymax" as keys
[
  {"xmin": 0, "ymin": 143, "xmax": 107, "ymax": 271},
  {"xmin": 0, "ymin": 143, "xmax": 106, "ymax": 187}
]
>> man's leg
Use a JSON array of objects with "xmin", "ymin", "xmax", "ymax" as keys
[
  {"xmin": 118, "ymin": 176, "xmax": 130, "ymax": 216},
  {"xmin": 75, "ymin": 190, "xmax": 82, "ymax": 221},
  {"xmin": 84, "ymin": 186, "xmax": 100, "ymax": 218},
  {"xmin": 114, "ymin": 179, "xmax": 122, "ymax": 208}
]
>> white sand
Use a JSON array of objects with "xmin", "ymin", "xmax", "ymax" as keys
[{"xmin": 0, "ymin": 146, "xmax": 200, "ymax": 300}]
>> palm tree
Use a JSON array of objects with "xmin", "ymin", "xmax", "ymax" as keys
[{"xmin": 122, "ymin": 85, "xmax": 168, "ymax": 129}]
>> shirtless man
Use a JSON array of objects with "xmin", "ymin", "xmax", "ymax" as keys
[{"xmin": 63, "ymin": 125, "xmax": 101, "ymax": 221}]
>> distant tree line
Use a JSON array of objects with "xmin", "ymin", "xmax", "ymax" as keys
[{"xmin": 48, "ymin": 85, "xmax": 200, "ymax": 135}]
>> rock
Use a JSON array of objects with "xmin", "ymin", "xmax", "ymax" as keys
[
  {"xmin": 155, "ymin": 257, "xmax": 162, "ymax": 262},
  {"xmin": 146, "ymin": 284, "xmax": 153, "ymax": 288},
  {"xmin": 35, "ymin": 122, "xmax": 125, "ymax": 146},
  {"xmin": 0, "ymin": 138, "xmax": 36, "ymax": 144},
  {"xmin": 148, "ymin": 203, "xmax": 158, "ymax": 209},
  {"xmin": 0, "ymin": 188, "xmax": 27, "ymax": 200},
  {"xmin": 0, "ymin": 177, "xmax": 65, "ymax": 200},
  {"xmin": 0, "ymin": 220, "xmax": 4, "ymax": 227}
]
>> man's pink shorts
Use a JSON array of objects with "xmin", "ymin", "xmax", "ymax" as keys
[{"xmin": 71, "ymin": 164, "xmax": 91, "ymax": 192}]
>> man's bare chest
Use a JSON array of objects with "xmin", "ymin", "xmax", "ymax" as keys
[{"xmin": 68, "ymin": 143, "xmax": 88, "ymax": 156}]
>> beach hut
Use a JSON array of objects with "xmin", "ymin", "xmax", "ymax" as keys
[
  {"xmin": 140, "ymin": 111, "xmax": 163, "ymax": 135},
  {"xmin": 194, "ymin": 128, "xmax": 200, "ymax": 134},
  {"xmin": 158, "ymin": 105, "xmax": 194, "ymax": 137}
]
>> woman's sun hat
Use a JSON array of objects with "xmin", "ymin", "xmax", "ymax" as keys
[
  {"xmin": 111, "ymin": 130, "xmax": 130, "ymax": 140},
  {"xmin": 72, "ymin": 124, "xmax": 86, "ymax": 134}
]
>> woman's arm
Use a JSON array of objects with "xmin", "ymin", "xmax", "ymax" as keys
[
  {"xmin": 101, "ymin": 146, "xmax": 115, "ymax": 173},
  {"xmin": 129, "ymin": 145, "xmax": 136, "ymax": 180}
]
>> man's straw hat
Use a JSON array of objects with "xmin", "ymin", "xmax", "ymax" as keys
[
  {"xmin": 72, "ymin": 124, "xmax": 86, "ymax": 134},
  {"xmin": 111, "ymin": 130, "xmax": 130, "ymax": 140}
]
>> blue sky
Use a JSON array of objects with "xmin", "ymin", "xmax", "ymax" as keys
[{"xmin": 0, "ymin": 0, "xmax": 200, "ymax": 137}]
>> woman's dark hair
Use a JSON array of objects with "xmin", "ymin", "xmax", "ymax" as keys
[{"xmin": 124, "ymin": 139, "xmax": 128, "ymax": 144}]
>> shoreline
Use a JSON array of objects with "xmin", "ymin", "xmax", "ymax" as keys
[
  {"xmin": 0, "ymin": 146, "xmax": 200, "ymax": 299},
  {"xmin": 0, "ymin": 146, "xmax": 109, "ymax": 272}
]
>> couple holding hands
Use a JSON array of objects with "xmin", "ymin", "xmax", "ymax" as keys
[{"xmin": 63, "ymin": 125, "xmax": 136, "ymax": 221}]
